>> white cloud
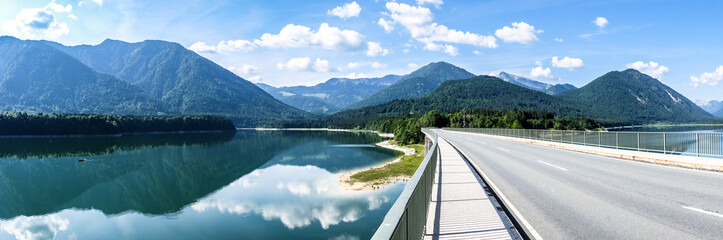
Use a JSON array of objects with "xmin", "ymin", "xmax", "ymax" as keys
[
  {"xmin": 92, "ymin": 0, "xmax": 103, "ymax": 6},
  {"xmin": 551, "ymin": 56, "xmax": 584, "ymax": 70},
  {"xmin": 366, "ymin": 42, "xmax": 389, "ymax": 56},
  {"xmin": 472, "ymin": 50, "xmax": 482, "ymax": 55},
  {"xmin": 443, "ymin": 44, "xmax": 458, "ymax": 56},
  {"xmin": 341, "ymin": 72, "xmax": 368, "ymax": 79},
  {"xmin": 1, "ymin": 8, "xmax": 69, "ymax": 39},
  {"xmin": 228, "ymin": 64, "xmax": 262, "ymax": 82},
  {"xmin": 277, "ymin": 57, "xmax": 312, "ymax": 71},
  {"xmin": 595, "ymin": 17, "xmax": 608, "ymax": 29},
  {"xmin": 377, "ymin": 18, "xmax": 394, "ymax": 33},
  {"xmin": 408, "ymin": 63, "xmax": 419, "ymax": 69},
  {"xmin": 384, "ymin": 2, "xmax": 497, "ymax": 52},
  {"xmin": 416, "ymin": 0, "xmax": 443, "ymax": 8},
  {"xmin": 78, "ymin": 2, "xmax": 85, "ymax": 7},
  {"xmin": 276, "ymin": 57, "xmax": 338, "ymax": 73},
  {"xmin": 494, "ymin": 22, "xmax": 542, "ymax": 45},
  {"xmin": 217, "ymin": 40, "xmax": 256, "ymax": 51},
  {"xmin": 554, "ymin": 38, "xmax": 563, "ymax": 42},
  {"xmin": 530, "ymin": 66, "xmax": 554, "ymax": 79},
  {"xmin": 189, "ymin": 40, "xmax": 256, "ymax": 53},
  {"xmin": 1, "ymin": 214, "xmax": 69, "ymax": 240},
  {"xmin": 625, "ymin": 61, "xmax": 669, "ymax": 80},
  {"xmin": 403, "ymin": 49, "xmax": 410, "ymax": 53},
  {"xmin": 193, "ymin": 23, "xmax": 365, "ymax": 53},
  {"xmin": 370, "ymin": 62, "xmax": 387, "ymax": 69},
  {"xmin": 255, "ymin": 23, "xmax": 364, "ymax": 51},
  {"xmin": 423, "ymin": 42, "xmax": 457, "ymax": 56},
  {"xmin": 47, "ymin": 1, "xmax": 72, "ymax": 13},
  {"xmin": 347, "ymin": 62, "xmax": 362, "ymax": 69},
  {"xmin": 313, "ymin": 58, "xmax": 338, "ymax": 72},
  {"xmin": 327, "ymin": 2, "xmax": 361, "ymax": 19},
  {"xmin": 690, "ymin": 65, "xmax": 723, "ymax": 87},
  {"xmin": 189, "ymin": 42, "xmax": 216, "ymax": 53}
]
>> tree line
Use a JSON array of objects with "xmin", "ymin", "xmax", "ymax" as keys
[
  {"xmin": 0, "ymin": 113, "xmax": 236, "ymax": 136},
  {"xmin": 266, "ymin": 108, "xmax": 601, "ymax": 145}
]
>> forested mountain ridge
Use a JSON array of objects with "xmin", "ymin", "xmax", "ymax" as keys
[
  {"xmin": 328, "ymin": 75, "xmax": 585, "ymax": 121},
  {"xmin": 557, "ymin": 69, "xmax": 713, "ymax": 123},
  {"xmin": 256, "ymin": 74, "xmax": 403, "ymax": 113},
  {"xmin": 714, "ymin": 108, "xmax": 723, "ymax": 118},
  {"xmin": 345, "ymin": 62, "xmax": 475, "ymax": 109},
  {"xmin": 0, "ymin": 36, "xmax": 166, "ymax": 115},
  {"xmin": 43, "ymin": 38, "xmax": 313, "ymax": 126}
]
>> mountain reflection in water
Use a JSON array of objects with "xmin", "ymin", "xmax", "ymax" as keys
[{"xmin": 0, "ymin": 130, "xmax": 404, "ymax": 240}]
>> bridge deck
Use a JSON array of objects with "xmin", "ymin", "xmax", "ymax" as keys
[{"xmin": 424, "ymin": 138, "xmax": 516, "ymax": 240}]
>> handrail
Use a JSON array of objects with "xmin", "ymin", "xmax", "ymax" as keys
[
  {"xmin": 372, "ymin": 128, "xmax": 439, "ymax": 240},
  {"xmin": 444, "ymin": 128, "xmax": 723, "ymax": 158}
]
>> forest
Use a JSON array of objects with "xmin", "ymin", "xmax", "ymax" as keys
[
  {"xmin": 268, "ymin": 108, "xmax": 602, "ymax": 145},
  {"xmin": 0, "ymin": 113, "xmax": 236, "ymax": 136}
]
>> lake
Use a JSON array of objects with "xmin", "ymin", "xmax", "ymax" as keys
[
  {"xmin": 0, "ymin": 130, "xmax": 404, "ymax": 240},
  {"xmin": 608, "ymin": 125, "xmax": 723, "ymax": 133}
]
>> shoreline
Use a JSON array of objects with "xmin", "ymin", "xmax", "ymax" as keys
[
  {"xmin": 0, "ymin": 129, "xmax": 236, "ymax": 138},
  {"xmin": 337, "ymin": 140, "xmax": 416, "ymax": 192},
  {"xmin": 250, "ymin": 128, "xmax": 394, "ymax": 138}
]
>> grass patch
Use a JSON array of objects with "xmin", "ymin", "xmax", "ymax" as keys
[{"xmin": 347, "ymin": 144, "xmax": 425, "ymax": 185}]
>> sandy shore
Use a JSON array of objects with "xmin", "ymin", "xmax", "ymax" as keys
[{"xmin": 338, "ymin": 140, "xmax": 415, "ymax": 192}]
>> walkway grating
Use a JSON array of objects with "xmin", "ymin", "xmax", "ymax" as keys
[{"xmin": 424, "ymin": 138, "xmax": 517, "ymax": 240}]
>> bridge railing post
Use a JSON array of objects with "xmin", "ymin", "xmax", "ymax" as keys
[{"xmin": 696, "ymin": 133, "xmax": 700, "ymax": 157}]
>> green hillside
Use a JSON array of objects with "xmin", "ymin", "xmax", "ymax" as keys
[
  {"xmin": 0, "ymin": 36, "xmax": 166, "ymax": 114},
  {"xmin": 557, "ymin": 69, "xmax": 713, "ymax": 123},
  {"xmin": 330, "ymin": 75, "xmax": 585, "ymax": 121},
  {"xmin": 346, "ymin": 62, "xmax": 475, "ymax": 109},
  {"xmin": 49, "ymin": 39, "xmax": 313, "ymax": 126}
]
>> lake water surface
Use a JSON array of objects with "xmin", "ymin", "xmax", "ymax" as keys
[{"xmin": 0, "ymin": 130, "xmax": 404, "ymax": 240}]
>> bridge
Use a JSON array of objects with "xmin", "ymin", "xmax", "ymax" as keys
[{"xmin": 373, "ymin": 128, "xmax": 723, "ymax": 240}]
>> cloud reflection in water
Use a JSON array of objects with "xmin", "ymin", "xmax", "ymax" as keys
[{"xmin": 191, "ymin": 164, "xmax": 394, "ymax": 230}]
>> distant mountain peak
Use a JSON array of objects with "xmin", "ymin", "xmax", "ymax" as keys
[
  {"xmin": 346, "ymin": 61, "xmax": 475, "ymax": 109},
  {"xmin": 496, "ymin": 71, "xmax": 576, "ymax": 95}
]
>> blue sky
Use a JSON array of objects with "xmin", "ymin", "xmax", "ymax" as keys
[{"xmin": 1, "ymin": 0, "xmax": 722, "ymax": 102}]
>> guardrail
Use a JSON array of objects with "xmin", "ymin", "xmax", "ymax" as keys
[
  {"xmin": 445, "ymin": 128, "xmax": 723, "ymax": 157},
  {"xmin": 372, "ymin": 128, "xmax": 438, "ymax": 240}
]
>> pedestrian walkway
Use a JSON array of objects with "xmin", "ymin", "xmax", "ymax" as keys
[{"xmin": 424, "ymin": 138, "xmax": 517, "ymax": 240}]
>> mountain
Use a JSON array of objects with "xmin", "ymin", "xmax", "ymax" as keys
[
  {"xmin": 715, "ymin": 108, "xmax": 723, "ymax": 118},
  {"xmin": 695, "ymin": 100, "xmax": 723, "ymax": 114},
  {"xmin": 545, "ymin": 83, "xmax": 577, "ymax": 95},
  {"xmin": 497, "ymin": 71, "xmax": 576, "ymax": 95},
  {"xmin": 0, "ymin": 36, "xmax": 166, "ymax": 114},
  {"xmin": 346, "ymin": 62, "xmax": 475, "ymax": 109},
  {"xmin": 47, "ymin": 39, "xmax": 312, "ymax": 126},
  {"xmin": 557, "ymin": 69, "xmax": 713, "ymax": 123},
  {"xmin": 257, "ymin": 75, "xmax": 403, "ymax": 114},
  {"xmin": 329, "ymin": 75, "xmax": 584, "ymax": 120},
  {"xmin": 256, "ymin": 83, "xmax": 339, "ymax": 114}
]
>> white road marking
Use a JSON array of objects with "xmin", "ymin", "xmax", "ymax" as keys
[
  {"xmin": 497, "ymin": 147, "xmax": 510, "ymax": 152},
  {"xmin": 682, "ymin": 206, "xmax": 723, "ymax": 219},
  {"xmin": 478, "ymin": 141, "xmax": 487, "ymax": 145},
  {"xmin": 538, "ymin": 161, "xmax": 568, "ymax": 171}
]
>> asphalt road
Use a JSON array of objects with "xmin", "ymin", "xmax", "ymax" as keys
[{"xmin": 437, "ymin": 130, "xmax": 723, "ymax": 240}]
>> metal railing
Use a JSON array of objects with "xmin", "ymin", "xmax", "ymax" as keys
[
  {"xmin": 445, "ymin": 128, "xmax": 723, "ymax": 158},
  {"xmin": 372, "ymin": 128, "xmax": 438, "ymax": 240}
]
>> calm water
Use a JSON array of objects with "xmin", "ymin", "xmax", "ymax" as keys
[
  {"xmin": 609, "ymin": 125, "xmax": 723, "ymax": 133},
  {"xmin": 0, "ymin": 130, "xmax": 404, "ymax": 240}
]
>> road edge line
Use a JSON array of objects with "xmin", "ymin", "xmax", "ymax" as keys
[{"xmin": 442, "ymin": 136, "xmax": 545, "ymax": 240}]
